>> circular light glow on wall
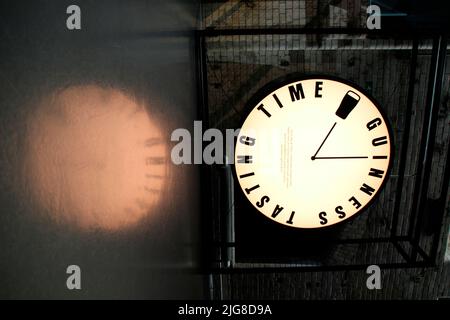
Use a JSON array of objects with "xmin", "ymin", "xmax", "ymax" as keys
[
  {"xmin": 234, "ymin": 76, "xmax": 393, "ymax": 229},
  {"xmin": 25, "ymin": 85, "xmax": 167, "ymax": 231}
]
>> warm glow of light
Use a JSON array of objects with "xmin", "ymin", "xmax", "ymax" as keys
[
  {"xmin": 235, "ymin": 78, "xmax": 392, "ymax": 228},
  {"xmin": 25, "ymin": 85, "xmax": 167, "ymax": 231}
]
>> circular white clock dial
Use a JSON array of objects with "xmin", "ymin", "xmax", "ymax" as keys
[{"xmin": 234, "ymin": 77, "xmax": 392, "ymax": 228}]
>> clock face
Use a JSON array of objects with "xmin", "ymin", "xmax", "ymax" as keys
[{"xmin": 234, "ymin": 76, "xmax": 393, "ymax": 229}]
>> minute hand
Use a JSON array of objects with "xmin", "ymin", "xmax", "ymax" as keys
[
  {"xmin": 313, "ymin": 156, "xmax": 368, "ymax": 159},
  {"xmin": 311, "ymin": 122, "xmax": 337, "ymax": 160}
]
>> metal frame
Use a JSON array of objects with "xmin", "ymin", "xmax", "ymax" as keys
[{"xmin": 196, "ymin": 28, "xmax": 449, "ymax": 273}]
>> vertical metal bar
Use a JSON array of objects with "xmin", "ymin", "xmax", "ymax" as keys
[
  {"xmin": 221, "ymin": 162, "xmax": 235, "ymax": 268},
  {"xmin": 196, "ymin": 32, "xmax": 215, "ymax": 298},
  {"xmin": 409, "ymin": 36, "xmax": 447, "ymax": 261},
  {"xmin": 198, "ymin": 34, "xmax": 210, "ymax": 125},
  {"xmin": 408, "ymin": 37, "xmax": 439, "ymax": 240},
  {"xmin": 429, "ymin": 142, "xmax": 450, "ymax": 264},
  {"xmin": 391, "ymin": 38, "xmax": 418, "ymax": 238}
]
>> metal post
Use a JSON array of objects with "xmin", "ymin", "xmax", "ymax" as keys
[
  {"xmin": 196, "ymin": 32, "xmax": 216, "ymax": 298},
  {"xmin": 409, "ymin": 36, "xmax": 447, "ymax": 261},
  {"xmin": 391, "ymin": 38, "xmax": 418, "ymax": 239},
  {"xmin": 429, "ymin": 143, "xmax": 450, "ymax": 264}
]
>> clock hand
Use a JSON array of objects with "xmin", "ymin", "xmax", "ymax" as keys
[
  {"xmin": 311, "ymin": 122, "xmax": 336, "ymax": 160},
  {"xmin": 313, "ymin": 156, "xmax": 368, "ymax": 159}
]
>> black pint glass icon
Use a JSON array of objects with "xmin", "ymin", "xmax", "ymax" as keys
[{"xmin": 335, "ymin": 90, "xmax": 360, "ymax": 120}]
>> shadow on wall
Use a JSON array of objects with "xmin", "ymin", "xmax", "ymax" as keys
[{"xmin": 0, "ymin": 0, "xmax": 203, "ymax": 299}]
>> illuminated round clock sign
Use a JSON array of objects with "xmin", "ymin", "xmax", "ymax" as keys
[{"xmin": 234, "ymin": 76, "xmax": 393, "ymax": 229}]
